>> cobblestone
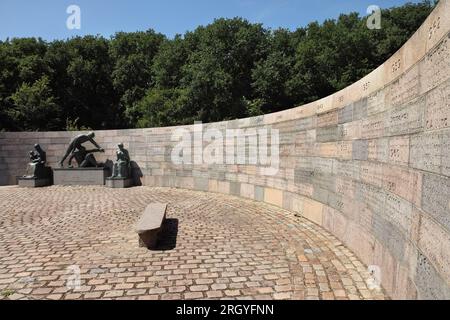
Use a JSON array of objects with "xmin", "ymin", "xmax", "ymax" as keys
[{"xmin": 0, "ymin": 186, "xmax": 386, "ymax": 300}]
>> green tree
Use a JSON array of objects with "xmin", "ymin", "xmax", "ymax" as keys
[
  {"xmin": 110, "ymin": 30, "xmax": 166, "ymax": 125},
  {"xmin": 130, "ymin": 88, "xmax": 190, "ymax": 128},
  {"xmin": 8, "ymin": 76, "xmax": 60, "ymax": 131}
]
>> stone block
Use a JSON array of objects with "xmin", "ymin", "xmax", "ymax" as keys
[
  {"xmin": 362, "ymin": 113, "xmax": 385, "ymax": 139},
  {"xmin": 317, "ymin": 110, "xmax": 338, "ymax": 128},
  {"xmin": 387, "ymin": 63, "xmax": 421, "ymax": 108},
  {"xmin": 368, "ymin": 138, "xmax": 389, "ymax": 162},
  {"xmin": 136, "ymin": 203, "xmax": 167, "ymax": 249},
  {"xmin": 410, "ymin": 132, "xmax": 442, "ymax": 174},
  {"xmin": 382, "ymin": 165, "xmax": 422, "ymax": 206},
  {"xmin": 240, "ymin": 183, "xmax": 254, "ymax": 199},
  {"xmin": 316, "ymin": 126, "xmax": 339, "ymax": 142},
  {"xmin": 106, "ymin": 178, "xmax": 132, "ymax": 188},
  {"xmin": 388, "ymin": 136, "xmax": 410, "ymax": 165},
  {"xmin": 425, "ymin": 79, "xmax": 450, "ymax": 131},
  {"xmin": 423, "ymin": 32, "xmax": 450, "ymax": 92},
  {"xmin": 414, "ymin": 253, "xmax": 450, "ymax": 300},
  {"xmin": 360, "ymin": 162, "xmax": 384, "ymax": 188},
  {"xmin": 352, "ymin": 98, "xmax": 368, "ymax": 120},
  {"xmin": 17, "ymin": 177, "xmax": 51, "ymax": 188},
  {"xmin": 53, "ymin": 168, "xmax": 108, "ymax": 186},
  {"xmin": 418, "ymin": 214, "xmax": 450, "ymax": 283},
  {"xmin": 303, "ymin": 199, "xmax": 323, "ymax": 226},
  {"xmin": 230, "ymin": 181, "xmax": 241, "ymax": 196},
  {"xmin": 264, "ymin": 187, "xmax": 283, "ymax": 207},
  {"xmin": 367, "ymin": 90, "xmax": 386, "ymax": 116},
  {"xmin": 254, "ymin": 185, "xmax": 265, "ymax": 201},
  {"xmin": 387, "ymin": 97, "xmax": 425, "ymax": 136},
  {"xmin": 294, "ymin": 168, "xmax": 313, "ymax": 185},
  {"xmin": 352, "ymin": 140, "xmax": 368, "ymax": 160},
  {"xmin": 422, "ymin": 173, "xmax": 450, "ymax": 232},
  {"xmin": 335, "ymin": 161, "xmax": 359, "ymax": 180},
  {"xmin": 372, "ymin": 214, "xmax": 406, "ymax": 262},
  {"xmin": 339, "ymin": 121, "xmax": 361, "ymax": 140},
  {"xmin": 338, "ymin": 104, "xmax": 353, "ymax": 124}
]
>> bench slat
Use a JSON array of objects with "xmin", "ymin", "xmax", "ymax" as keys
[{"xmin": 136, "ymin": 203, "xmax": 167, "ymax": 233}]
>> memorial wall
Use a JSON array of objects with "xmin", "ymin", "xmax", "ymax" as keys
[{"xmin": 1, "ymin": 0, "xmax": 449, "ymax": 299}]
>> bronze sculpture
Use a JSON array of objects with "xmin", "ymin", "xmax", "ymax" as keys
[
  {"xmin": 24, "ymin": 144, "xmax": 49, "ymax": 179},
  {"xmin": 59, "ymin": 132, "xmax": 104, "ymax": 167},
  {"xmin": 109, "ymin": 143, "xmax": 131, "ymax": 178},
  {"xmin": 68, "ymin": 145, "xmax": 103, "ymax": 168}
]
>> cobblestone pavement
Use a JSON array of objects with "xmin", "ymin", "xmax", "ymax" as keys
[{"xmin": 0, "ymin": 186, "xmax": 386, "ymax": 300}]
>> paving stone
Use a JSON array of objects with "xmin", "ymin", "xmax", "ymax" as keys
[{"xmin": 0, "ymin": 186, "xmax": 385, "ymax": 300}]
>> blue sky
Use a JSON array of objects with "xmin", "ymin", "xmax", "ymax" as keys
[{"xmin": 0, "ymin": 0, "xmax": 422, "ymax": 41}]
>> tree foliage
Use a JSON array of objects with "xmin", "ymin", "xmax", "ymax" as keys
[{"xmin": 0, "ymin": 1, "xmax": 435, "ymax": 131}]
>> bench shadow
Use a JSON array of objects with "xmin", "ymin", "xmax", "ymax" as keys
[{"xmin": 154, "ymin": 218, "xmax": 178, "ymax": 251}]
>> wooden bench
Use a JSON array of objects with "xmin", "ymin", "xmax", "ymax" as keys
[{"xmin": 135, "ymin": 203, "xmax": 167, "ymax": 249}]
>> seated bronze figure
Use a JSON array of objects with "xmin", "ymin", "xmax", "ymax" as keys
[
  {"xmin": 110, "ymin": 143, "xmax": 131, "ymax": 179},
  {"xmin": 24, "ymin": 144, "xmax": 49, "ymax": 179}
]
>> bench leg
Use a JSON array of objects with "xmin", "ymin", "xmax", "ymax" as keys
[{"xmin": 138, "ymin": 229, "xmax": 159, "ymax": 249}]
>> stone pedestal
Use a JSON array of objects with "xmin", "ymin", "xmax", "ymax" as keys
[
  {"xmin": 17, "ymin": 177, "xmax": 51, "ymax": 188},
  {"xmin": 53, "ymin": 168, "xmax": 108, "ymax": 186},
  {"xmin": 106, "ymin": 177, "xmax": 132, "ymax": 188}
]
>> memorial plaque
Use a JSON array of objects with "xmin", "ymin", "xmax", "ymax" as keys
[
  {"xmin": 422, "ymin": 173, "xmax": 450, "ymax": 232},
  {"xmin": 368, "ymin": 138, "xmax": 389, "ymax": 162},
  {"xmin": 356, "ymin": 182, "xmax": 386, "ymax": 215},
  {"xmin": 316, "ymin": 126, "xmax": 339, "ymax": 142},
  {"xmin": 294, "ymin": 183, "xmax": 314, "ymax": 198},
  {"xmin": 387, "ymin": 97, "xmax": 425, "ymax": 136},
  {"xmin": 294, "ymin": 168, "xmax": 314, "ymax": 185},
  {"xmin": 328, "ymin": 192, "xmax": 344, "ymax": 212},
  {"xmin": 410, "ymin": 132, "xmax": 441, "ymax": 174},
  {"xmin": 382, "ymin": 165, "xmax": 422, "ymax": 206},
  {"xmin": 339, "ymin": 121, "xmax": 361, "ymax": 140},
  {"xmin": 387, "ymin": 64, "xmax": 421, "ymax": 107},
  {"xmin": 312, "ymin": 185, "xmax": 329, "ymax": 204},
  {"xmin": 53, "ymin": 168, "xmax": 108, "ymax": 186},
  {"xmin": 317, "ymin": 110, "xmax": 338, "ymax": 128},
  {"xmin": 295, "ymin": 130, "xmax": 316, "ymax": 144},
  {"xmin": 372, "ymin": 214, "xmax": 406, "ymax": 262},
  {"xmin": 312, "ymin": 158, "xmax": 334, "ymax": 175},
  {"xmin": 312, "ymin": 172, "xmax": 335, "ymax": 191},
  {"xmin": 360, "ymin": 162, "xmax": 384, "ymax": 187},
  {"xmin": 425, "ymin": 80, "xmax": 450, "ymax": 131},
  {"xmin": 336, "ymin": 141, "xmax": 352, "ymax": 160},
  {"xmin": 353, "ymin": 98, "xmax": 368, "ymax": 121},
  {"xmin": 336, "ymin": 160, "xmax": 359, "ymax": 180},
  {"xmin": 323, "ymin": 207, "xmax": 348, "ymax": 239},
  {"xmin": 362, "ymin": 113, "xmax": 385, "ymax": 139},
  {"xmin": 295, "ymin": 130, "xmax": 315, "ymax": 156},
  {"xmin": 423, "ymin": 33, "xmax": 450, "ymax": 93},
  {"xmin": 352, "ymin": 140, "xmax": 368, "ymax": 161},
  {"xmin": 338, "ymin": 104, "xmax": 353, "ymax": 124},
  {"xmin": 296, "ymin": 157, "xmax": 313, "ymax": 170},
  {"xmin": 358, "ymin": 205, "xmax": 373, "ymax": 233},
  {"xmin": 336, "ymin": 177, "xmax": 356, "ymax": 198},
  {"xmin": 384, "ymin": 192, "xmax": 414, "ymax": 237},
  {"xmin": 367, "ymin": 90, "xmax": 386, "ymax": 116},
  {"xmin": 415, "ymin": 253, "xmax": 450, "ymax": 299},
  {"xmin": 418, "ymin": 215, "xmax": 450, "ymax": 283},
  {"xmin": 442, "ymin": 131, "xmax": 450, "ymax": 176},
  {"xmin": 296, "ymin": 116, "xmax": 317, "ymax": 131},
  {"xmin": 315, "ymin": 142, "xmax": 337, "ymax": 158},
  {"xmin": 388, "ymin": 136, "xmax": 410, "ymax": 165}
]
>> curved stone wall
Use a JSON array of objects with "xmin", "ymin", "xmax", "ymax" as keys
[{"xmin": 1, "ymin": 0, "xmax": 449, "ymax": 299}]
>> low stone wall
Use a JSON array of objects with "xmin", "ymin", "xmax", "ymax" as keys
[{"xmin": 1, "ymin": 0, "xmax": 450, "ymax": 299}]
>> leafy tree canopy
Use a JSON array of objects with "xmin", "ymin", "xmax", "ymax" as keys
[{"xmin": 0, "ymin": 1, "xmax": 435, "ymax": 131}]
